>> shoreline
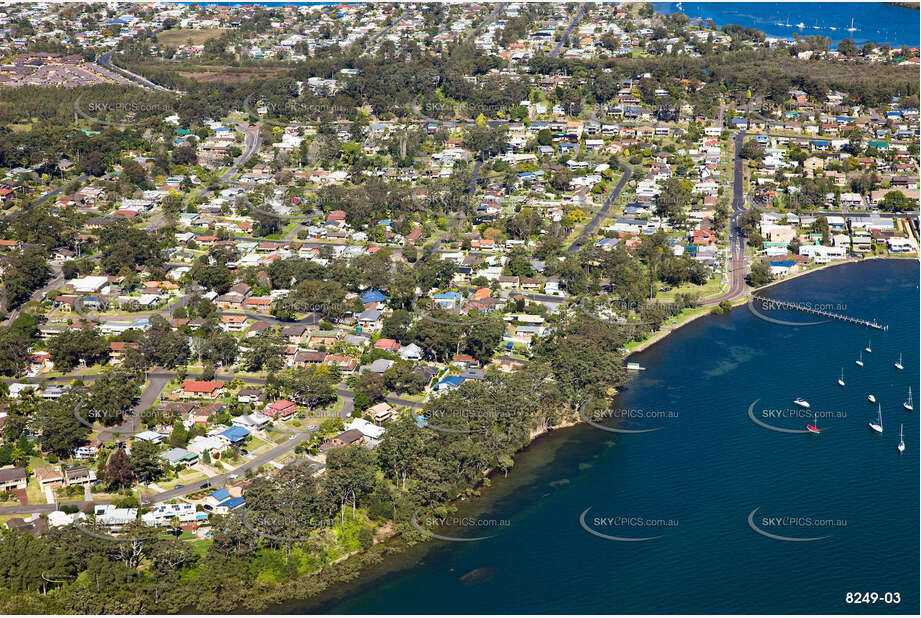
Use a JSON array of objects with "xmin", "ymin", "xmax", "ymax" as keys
[
  {"xmin": 276, "ymin": 256, "xmax": 915, "ymax": 613},
  {"xmin": 625, "ymin": 254, "xmax": 917, "ymax": 359}
]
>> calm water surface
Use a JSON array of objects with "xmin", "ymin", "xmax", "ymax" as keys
[
  {"xmin": 655, "ymin": 2, "xmax": 920, "ymax": 47},
  {"xmin": 294, "ymin": 259, "xmax": 919, "ymax": 614}
]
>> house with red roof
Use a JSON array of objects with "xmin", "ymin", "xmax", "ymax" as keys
[
  {"xmin": 373, "ymin": 338, "xmax": 401, "ymax": 353},
  {"xmin": 179, "ymin": 381, "xmax": 226, "ymax": 399},
  {"xmin": 263, "ymin": 399, "xmax": 297, "ymax": 420}
]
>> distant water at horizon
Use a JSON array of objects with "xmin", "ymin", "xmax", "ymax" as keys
[
  {"xmin": 292, "ymin": 259, "xmax": 919, "ymax": 615},
  {"xmin": 655, "ymin": 2, "xmax": 920, "ymax": 47}
]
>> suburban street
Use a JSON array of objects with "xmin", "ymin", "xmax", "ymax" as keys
[
  {"xmin": 464, "ymin": 2, "xmax": 507, "ymax": 44},
  {"xmin": 550, "ymin": 4, "xmax": 586, "ymax": 57},
  {"xmin": 704, "ymin": 131, "xmax": 749, "ymax": 305},
  {"xmin": 0, "ymin": 356, "xmax": 429, "ymax": 516},
  {"xmin": 1, "ymin": 264, "xmax": 63, "ymax": 325},
  {"xmin": 567, "ymin": 160, "xmax": 633, "ymax": 253},
  {"xmin": 96, "ymin": 49, "xmax": 180, "ymax": 94}
]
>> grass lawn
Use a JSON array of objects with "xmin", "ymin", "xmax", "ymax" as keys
[
  {"xmin": 396, "ymin": 392, "xmax": 426, "ymax": 403},
  {"xmin": 265, "ymin": 221, "xmax": 298, "ymax": 240},
  {"xmin": 156, "ymin": 470, "xmax": 208, "ymax": 491},
  {"xmin": 332, "ymin": 395, "xmax": 347, "ymax": 415},
  {"xmin": 656, "ymin": 276, "xmax": 725, "ymax": 303},
  {"xmin": 265, "ymin": 429, "xmax": 290, "ymax": 443},
  {"xmin": 157, "ymin": 28, "xmax": 230, "ymax": 46},
  {"xmin": 246, "ymin": 436, "xmax": 269, "ymax": 452},
  {"xmin": 623, "ymin": 305, "xmax": 713, "ymax": 352},
  {"xmin": 0, "ymin": 515, "xmax": 24, "ymax": 525},
  {"xmin": 87, "ymin": 491, "xmax": 121, "ymax": 501},
  {"xmin": 28, "ymin": 455, "xmax": 54, "ymax": 468},
  {"xmin": 188, "ymin": 538, "xmax": 213, "ymax": 556},
  {"xmin": 26, "ymin": 478, "xmax": 46, "ymax": 505}
]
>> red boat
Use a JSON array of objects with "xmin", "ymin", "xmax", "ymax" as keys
[{"xmin": 806, "ymin": 414, "xmax": 821, "ymax": 434}]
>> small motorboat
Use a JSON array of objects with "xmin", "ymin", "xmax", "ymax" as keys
[
  {"xmin": 794, "ymin": 397, "xmax": 810, "ymax": 408},
  {"xmin": 868, "ymin": 394, "xmax": 876, "ymax": 403}
]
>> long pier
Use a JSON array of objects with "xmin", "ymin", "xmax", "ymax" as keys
[{"xmin": 752, "ymin": 296, "xmax": 888, "ymax": 330}]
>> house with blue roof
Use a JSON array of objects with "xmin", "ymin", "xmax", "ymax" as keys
[
  {"xmin": 219, "ymin": 426, "xmax": 250, "ymax": 445},
  {"xmin": 360, "ymin": 289, "xmax": 387, "ymax": 304},
  {"xmin": 433, "ymin": 291, "xmax": 462, "ymax": 310},
  {"xmin": 216, "ymin": 497, "xmax": 246, "ymax": 513},
  {"xmin": 433, "ymin": 375, "xmax": 465, "ymax": 391},
  {"xmin": 768, "ymin": 260, "xmax": 798, "ymax": 277},
  {"xmin": 206, "ymin": 489, "xmax": 231, "ymax": 508}
]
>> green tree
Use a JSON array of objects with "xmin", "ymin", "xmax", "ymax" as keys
[
  {"xmin": 105, "ymin": 447, "xmax": 136, "ymax": 489},
  {"xmin": 38, "ymin": 398, "xmax": 91, "ymax": 458},
  {"xmin": 878, "ymin": 190, "xmax": 908, "ymax": 212},
  {"xmin": 322, "ymin": 445, "xmax": 377, "ymax": 525},
  {"xmin": 47, "ymin": 327, "xmax": 108, "ymax": 372},
  {"xmin": 464, "ymin": 314, "xmax": 505, "ymax": 362},
  {"xmin": 746, "ymin": 260, "xmax": 774, "ymax": 287},
  {"xmin": 129, "ymin": 440, "xmax": 163, "ymax": 483},
  {"xmin": 654, "ymin": 178, "xmax": 691, "ymax": 227}
]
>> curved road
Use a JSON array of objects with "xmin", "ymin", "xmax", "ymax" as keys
[
  {"xmin": 0, "ymin": 367, "xmax": 426, "ymax": 515},
  {"xmin": 96, "ymin": 50, "xmax": 181, "ymax": 94}
]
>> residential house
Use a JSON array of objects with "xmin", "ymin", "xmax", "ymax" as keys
[
  {"xmin": 320, "ymin": 428, "xmax": 365, "ymax": 452},
  {"xmin": 0, "ymin": 467, "xmax": 27, "ymax": 491},
  {"xmin": 263, "ymin": 399, "xmax": 298, "ymax": 421},
  {"xmin": 178, "ymin": 381, "xmax": 226, "ymax": 399}
]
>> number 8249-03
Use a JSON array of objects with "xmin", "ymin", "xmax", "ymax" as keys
[{"xmin": 845, "ymin": 592, "xmax": 900, "ymax": 604}]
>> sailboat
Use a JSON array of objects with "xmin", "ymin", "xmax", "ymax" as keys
[
  {"xmin": 894, "ymin": 353, "xmax": 903, "ymax": 370},
  {"xmin": 806, "ymin": 413, "xmax": 821, "ymax": 434},
  {"xmin": 897, "ymin": 424, "xmax": 905, "ymax": 452},
  {"xmin": 904, "ymin": 387, "xmax": 913, "ymax": 412},
  {"xmin": 855, "ymin": 351, "xmax": 864, "ymax": 367},
  {"xmin": 868, "ymin": 404, "xmax": 883, "ymax": 433},
  {"xmin": 865, "ymin": 339, "xmax": 872, "ymax": 353},
  {"xmin": 837, "ymin": 368, "xmax": 845, "ymax": 387},
  {"xmin": 847, "ymin": 18, "xmax": 857, "ymax": 33},
  {"xmin": 868, "ymin": 394, "xmax": 876, "ymax": 403}
]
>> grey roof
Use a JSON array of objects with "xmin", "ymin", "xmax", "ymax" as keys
[
  {"xmin": 366, "ymin": 358, "xmax": 394, "ymax": 374},
  {"xmin": 357, "ymin": 309, "xmax": 382, "ymax": 321}
]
